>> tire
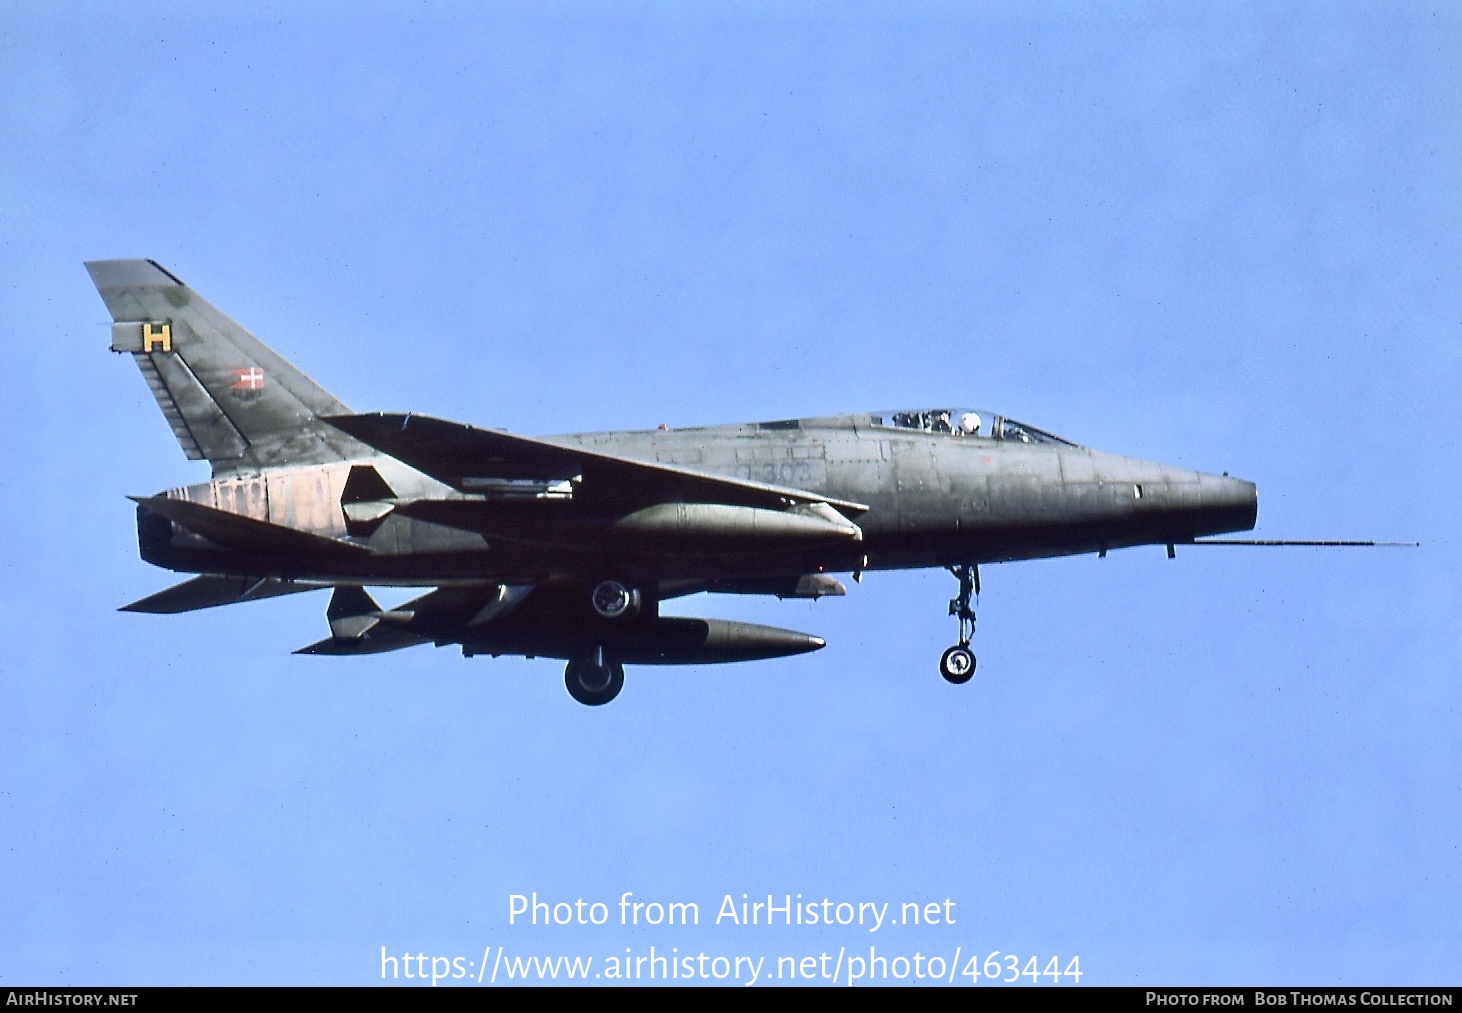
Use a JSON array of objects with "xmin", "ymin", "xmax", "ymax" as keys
[
  {"xmin": 939, "ymin": 645, "xmax": 976, "ymax": 684},
  {"xmin": 565, "ymin": 658, "xmax": 625, "ymax": 705}
]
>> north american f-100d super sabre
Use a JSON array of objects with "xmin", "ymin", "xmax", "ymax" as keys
[{"xmin": 91, "ymin": 258, "xmax": 1266, "ymax": 705}]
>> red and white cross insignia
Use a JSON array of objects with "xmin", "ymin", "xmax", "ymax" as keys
[{"xmin": 230, "ymin": 367, "xmax": 265, "ymax": 391}]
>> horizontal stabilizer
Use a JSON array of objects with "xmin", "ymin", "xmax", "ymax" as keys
[
  {"xmin": 132, "ymin": 495, "xmax": 370, "ymax": 555},
  {"xmin": 323, "ymin": 412, "xmax": 869, "ymax": 515},
  {"xmin": 122, "ymin": 575, "xmax": 328, "ymax": 613}
]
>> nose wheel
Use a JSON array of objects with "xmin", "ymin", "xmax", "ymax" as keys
[{"xmin": 941, "ymin": 564, "xmax": 979, "ymax": 684}]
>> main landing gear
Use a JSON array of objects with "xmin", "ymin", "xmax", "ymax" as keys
[
  {"xmin": 565, "ymin": 644, "xmax": 624, "ymax": 706},
  {"xmin": 939, "ymin": 564, "xmax": 979, "ymax": 685},
  {"xmin": 565, "ymin": 579, "xmax": 643, "ymax": 705}
]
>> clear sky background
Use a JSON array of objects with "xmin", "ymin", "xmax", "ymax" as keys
[{"xmin": 1, "ymin": 1, "xmax": 1457, "ymax": 987}]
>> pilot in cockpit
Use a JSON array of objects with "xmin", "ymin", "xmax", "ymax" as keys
[{"xmin": 958, "ymin": 412, "xmax": 981, "ymax": 436}]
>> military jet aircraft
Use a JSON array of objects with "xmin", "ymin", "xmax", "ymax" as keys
[{"xmin": 91, "ymin": 258, "xmax": 1267, "ymax": 705}]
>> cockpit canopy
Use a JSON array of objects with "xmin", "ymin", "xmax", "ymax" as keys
[{"xmin": 868, "ymin": 408, "xmax": 1077, "ymax": 446}]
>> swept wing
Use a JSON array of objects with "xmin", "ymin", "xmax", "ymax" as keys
[{"xmin": 323, "ymin": 412, "xmax": 869, "ymax": 515}]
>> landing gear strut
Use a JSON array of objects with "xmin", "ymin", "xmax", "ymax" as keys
[
  {"xmin": 939, "ymin": 564, "xmax": 979, "ymax": 684},
  {"xmin": 565, "ymin": 644, "xmax": 625, "ymax": 706}
]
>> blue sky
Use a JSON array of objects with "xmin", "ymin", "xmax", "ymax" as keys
[{"xmin": 1, "ymin": 2, "xmax": 1457, "ymax": 986}]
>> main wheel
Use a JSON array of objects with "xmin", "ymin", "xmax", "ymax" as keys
[
  {"xmin": 939, "ymin": 645, "xmax": 976, "ymax": 684},
  {"xmin": 565, "ymin": 658, "xmax": 625, "ymax": 706}
]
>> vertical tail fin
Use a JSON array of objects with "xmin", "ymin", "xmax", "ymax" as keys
[{"xmin": 86, "ymin": 259, "xmax": 365, "ymax": 472}]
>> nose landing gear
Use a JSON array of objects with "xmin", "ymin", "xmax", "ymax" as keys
[{"xmin": 939, "ymin": 564, "xmax": 979, "ymax": 685}]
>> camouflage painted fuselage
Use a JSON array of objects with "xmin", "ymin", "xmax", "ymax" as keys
[
  {"xmin": 141, "ymin": 414, "xmax": 1256, "ymax": 588},
  {"xmin": 91, "ymin": 257, "xmax": 1257, "ymax": 685}
]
